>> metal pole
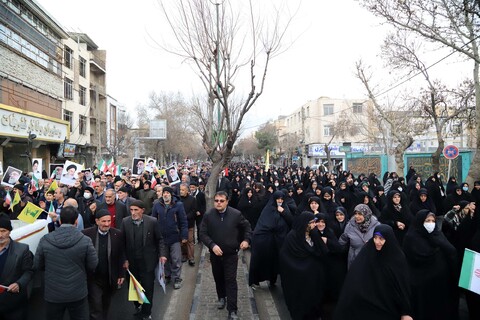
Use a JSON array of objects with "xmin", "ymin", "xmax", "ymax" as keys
[{"xmin": 447, "ymin": 159, "xmax": 452, "ymax": 182}]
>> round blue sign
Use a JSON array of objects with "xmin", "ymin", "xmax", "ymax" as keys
[{"xmin": 443, "ymin": 145, "xmax": 459, "ymax": 160}]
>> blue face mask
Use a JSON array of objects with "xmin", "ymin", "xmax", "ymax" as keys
[{"xmin": 463, "ymin": 187, "xmax": 469, "ymax": 192}]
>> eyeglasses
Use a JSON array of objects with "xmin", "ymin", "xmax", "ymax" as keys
[{"xmin": 214, "ymin": 199, "xmax": 226, "ymax": 203}]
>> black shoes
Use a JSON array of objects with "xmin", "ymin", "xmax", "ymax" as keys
[
  {"xmin": 188, "ymin": 259, "xmax": 195, "ymax": 266},
  {"xmin": 217, "ymin": 297, "xmax": 226, "ymax": 309},
  {"xmin": 228, "ymin": 311, "xmax": 239, "ymax": 320}
]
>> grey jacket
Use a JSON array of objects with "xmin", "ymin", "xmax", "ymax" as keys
[
  {"xmin": 339, "ymin": 216, "xmax": 380, "ymax": 268},
  {"xmin": 34, "ymin": 225, "xmax": 98, "ymax": 303}
]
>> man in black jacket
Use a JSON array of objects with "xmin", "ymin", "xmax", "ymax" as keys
[
  {"xmin": 190, "ymin": 181, "xmax": 206, "ymax": 244},
  {"xmin": 0, "ymin": 215, "xmax": 34, "ymax": 319},
  {"xmin": 121, "ymin": 200, "xmax": 167, "ymax": 320},
  {"xmin": 82, "ymin": 209, "xmax": 125, "ymax": 320},
  {"xmin": 34, "ymin": 206, "xmax": 98, "ymax": 320},
  {"xmin": 199, "ymin": 191, "xmax": 251, "ymax": 320}
]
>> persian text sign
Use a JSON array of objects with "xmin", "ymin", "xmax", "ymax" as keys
[{"xmin": 0, "ymin": 104, "xmax": 68, "ymax": 142}]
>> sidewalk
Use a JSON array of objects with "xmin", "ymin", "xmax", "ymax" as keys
[{"xmin": 189, "ymin": 247, "xmax": 258, "ymax": 320}]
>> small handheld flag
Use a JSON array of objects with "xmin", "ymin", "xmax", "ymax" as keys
[
  {"xmin": 127, "ymin": 269, "xmax": 150, "ymax": 304},
  {"xmin": 17, "ymin": 202, "xmax": 43, "ymax": 224}
]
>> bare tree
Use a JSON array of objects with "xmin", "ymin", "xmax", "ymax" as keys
[
  {"xmin": 381, "ymin": 31, "xmax": 474, "ymax": 172},
  {"xmin": 158, "ymin": 0, "xmax": 295, "ymax": 205},
  {"xmin": 356, "ymin": 60, "xmax": 429, "ymax": 176},
  {"xmin": 359, "ymin": 0, "xmax": 480, "ymax": 184},
  {"xmin": 137, "ymin": 91, "xmax": 204, "ymax": 164},
  {"xmin": 234, "ymin": 135, "xmax": 263, "ymax": 162},
  {"xmin": 103, "ymin": 111, "xmax": 135, "ymax": 166}
]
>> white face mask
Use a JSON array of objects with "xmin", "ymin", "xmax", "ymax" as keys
[
  {"xmin": 463, "ymin": 187, "xmax": 469, "ymax": 192},
  {"xmin": 398, "ymin": 187, "xmax": 403, "ymax": 192},
  {"xmin": 84, "ymin": 192, "xmax": 92, "ymax": 200},
  {"xmin": 274, "ymin": 182, "xmax": 279, "ymax": 187},
  {"xmin": 354, "ymin": 181, "xmax": 359, "ymax": 186},
  {"xmin": 424, "ymin": 222, "xmax": 435, "ymax": 233}
]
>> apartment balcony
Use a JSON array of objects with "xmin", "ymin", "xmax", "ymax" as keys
[
  {"xmin": 89, "ymin": 51, "xmax": 106, "ymax": 74},
  {"xmin": 90, "ymin": 83, "xmax": 107, "ymax": 98}
]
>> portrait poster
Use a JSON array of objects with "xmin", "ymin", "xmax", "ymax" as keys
[
  {"xmin": 49, "ymin": 164, "xmax": 64, "ymax": 181},
  {"xmin": 145, "ymin": 158, "xmax": 157, "ymax": 173},
  {"xmin": 32, "ymin": 158, "xmax": 43, "ymax": 180},
  {"xmin": 132, "ymin": 158, "xmax": 146, "ymax": 175},
  {"xmin": 1, "ymin": 166, "xmax": 22, "ymax": 187},
  {"xmin": 166, "ymin": 166, "xmax": 180, "ymax": 185},
  {"xmin": 60, "ymin": 160, "xmax": 83, "ymax": 186}
]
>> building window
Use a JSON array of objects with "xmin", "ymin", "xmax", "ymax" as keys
[
  {"xmin": 64, "ymin": 46, "xmax": 73, "ymax": 69},
  {"xmin": 79, "ymin": 85, "xmax": 86, "ymax": 106},
  {"xmin": 79, "ymin": 57, "xmax": 86, "ymax": 77},
  {"xmin": 79, "ymin": 115, "xmax": 87, "ymax": 135},
  {"xmin": 64, "ymin": 78, "xmax": 73, "ymax": 100},
  {"xmin": 323, "ymin": 104, "xmax": 334, "ymax": 116},
  {"xmin": 64, "ymin": 110, "xmax": 73, "ymax": 132},
  {"xmin": 353, "ymin": 103, "xmax": 363, "ymax": 114},
  {"xmin": 324, "ymin": 125, "xmax": 333, "ymax": 136}
]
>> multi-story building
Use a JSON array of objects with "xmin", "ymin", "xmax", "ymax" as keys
[
  {"xmin": 0, "ymin": 0, "xmax": 120, "ymax": 175},
  {"xmin": 0, "ymin": 0, "xmax": 69, "ymax": 173},
  {"xmin": 277, "ymin": 96, "xmax": 375, "ymax": 168}
]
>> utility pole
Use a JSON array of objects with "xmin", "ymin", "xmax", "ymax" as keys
[{"xmin": 301, "ymin": 106, "xmax": 306, "ymax": 167}]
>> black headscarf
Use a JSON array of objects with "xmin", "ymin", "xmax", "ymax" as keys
[{"xmin": 335, "ymin": 224, "xmax": 412, "ymax": 320}]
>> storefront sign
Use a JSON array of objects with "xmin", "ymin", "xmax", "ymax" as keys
[{"xmin": 0, "ymin": 104, "xmax": 69, "ymax": 142}]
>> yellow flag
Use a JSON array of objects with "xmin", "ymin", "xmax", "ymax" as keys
[
  {"xmin": 10, "ymin": 191, "xmax": 21, "ymax": 211},
  {"xmin": 47, "ymin": 180, "xmax": 58, "ymax": 193},
  {"xmin": 265, "ymin": 149, "xmax": 270, "ymax": 170},
  {"xmin": 158, "ymin": 169, "xmax": 166, "ymax": 177},
  {"xmin": 17, "ymin": 202, "xmax": 43, "ymax": 224},
  {"xmin": 128, "ymin": 275, "xmax": 141, "ymax": 303}
]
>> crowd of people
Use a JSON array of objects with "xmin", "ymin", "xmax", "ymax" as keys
[{"xmin": 1, "ymin": 161, "xmax": 480, "ymax": 320}]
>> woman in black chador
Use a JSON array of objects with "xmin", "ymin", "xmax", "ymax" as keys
[
  {"xmin": 403, "ymin": 210, "xmax": 458, "ymax": 320},
  {"xmin": 248, "ymin": 191, "xmax": 293, "ymax": 286},
  {"xmin": 334, "ymin": 224, "xmax": 413, "ymax": 320},
  {"xmin": 237, "ymin": 187, "xmax": 262, "ymax": 230},
  {"xmin": 279, "ymin": 212, "xmax": 328, "ymax": 320}
]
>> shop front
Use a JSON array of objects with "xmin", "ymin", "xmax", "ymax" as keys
[{"xmin": 0, "ymin": 104, "xmax": 69, "ymax": 177}]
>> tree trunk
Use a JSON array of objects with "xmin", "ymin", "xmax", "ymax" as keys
[
  {"xmin": 432, "ymin": 138, "xmax": 444, "ymax": 173},
  {"xmin": 466, "ymin": 59, "xmax": 480, "ymax": 185}
]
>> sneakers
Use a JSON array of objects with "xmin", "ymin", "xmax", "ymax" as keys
[
  {"xmin": 188, "ymin": 259, "xmax": 195, "ymax": 266},
  {"xmin": 228, "ymin": 311, "xmax": 239, "ymax": 320},
  {"xmin": 173, "ymin": 278, "xmax": 183, "ymax": 289},
  {"xmin": 217, "ymin": 297, "xmax": 226, "ymax": 310}
]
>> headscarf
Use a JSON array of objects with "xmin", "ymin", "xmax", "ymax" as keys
[{"xmin": 353, "ymin": 204, "xmax": 373, "ymax": 233}]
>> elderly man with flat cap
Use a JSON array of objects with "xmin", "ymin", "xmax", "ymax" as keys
[
  {"xmin": 121, "ymin": 200, "xmax": 167, "ymax": 320},
  {"xmin": 0, "ymin": 215, "xmax": 34, "ymax": 319},
  {"xmin": 82, "ymin": 209, "xmax": 125, "ymax": 320}
]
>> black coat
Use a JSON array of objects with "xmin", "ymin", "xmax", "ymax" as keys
[
  {"xmin": 335, "ymin": 224, "xmax": 412, "ymax": 320},
  {"xmin": 82, "ymin": 226, "xmax": 126, "ymax": 289},
  {"xmin": 379, "ymin": 192, "xmax": 413, "ymax": 245},
  {"xmin": 121, "ymin": 215, "xmax": 167, "ymax": 272},
  {"xmin": 403, "ymin": 210, "xmax": 458, "ymax": 320},
  {"xmin": 237, "ymin": 188, "xmax": 262, "ymax": 230},
  {"xmin": 248, "ymin": 193, "xmax": 292, "ymax": 285},
  {"xmin": 279, "ymin": 212, "xmax": 328, "ymax": 320},
  {"xmin": 0, "ymin": 240, "xmax": 33, "ymax": 313}
]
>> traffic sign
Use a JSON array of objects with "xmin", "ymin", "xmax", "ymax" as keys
[{"xmin": 443, "ymin": 145, "xmax": 459, "ymax": 160}]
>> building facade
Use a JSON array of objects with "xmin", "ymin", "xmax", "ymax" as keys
[
  {"xmin": 275, "ymin": 96, "xmax": 375, "ymax": 168},
  {"xmin": 0, "ymin": 0, "xmax": 117, "ymax": 175}
]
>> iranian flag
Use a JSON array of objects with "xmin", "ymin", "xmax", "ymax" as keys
[
  {"xmin": 459, "ymin": 249, "xmax": 480, "ymax": 295},
  {"xmin": 107, "ymin": 158, "xmax": 116, "ymax": 175},
  {"xmin": 97, "ymin": 159, "xmax": 108, "ymax": 172}
]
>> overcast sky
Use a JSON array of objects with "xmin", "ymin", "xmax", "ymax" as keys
[{"xmin": 36, "ymin": 0, "xmax": 469, "ymax": 135}]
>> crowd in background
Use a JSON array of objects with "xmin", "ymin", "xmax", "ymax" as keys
[{"xmin": 1, "ymin": 161, "xmax": 480, "ymax": 320}]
